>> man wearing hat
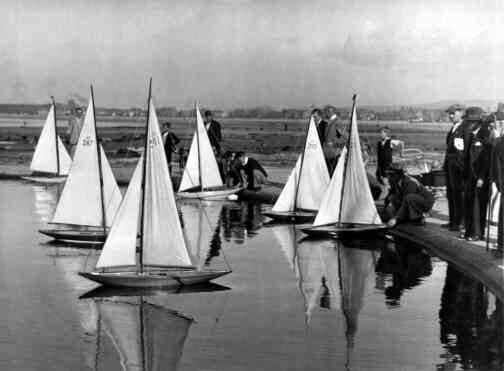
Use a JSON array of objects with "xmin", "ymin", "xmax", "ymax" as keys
[
  {"xmin": 384, "ymin": 162, "xmax": 435, "ymax": 227},
  {"xmin": 443, "ymin": 104, "xmax": 471, "ymax": 231},
  {"xmin": 491, "ymin": 133, "xmax": 504, "ymax": 251},
  {"xmin": 67, "ymin": 106, "xmax": 84, "ymax": 158},
  {"xmin": 204, "ymin": 110, "xmax": 222, "ymax": 155},
  {"xmin": 161, "ymin": 122, "xmax": 180, "ymax": 174}
]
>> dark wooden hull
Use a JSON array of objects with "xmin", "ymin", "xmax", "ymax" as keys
[
  {"xmin": 39, "ymin": 228, "xmax": 106, "ymax": 245},
  {"xmin": 262, "ymin": 210, "xmax": 316, "ymax": 224},
  {"xmin": 301, "ymin": 223, "xmax": 388, "ymax": 239}
]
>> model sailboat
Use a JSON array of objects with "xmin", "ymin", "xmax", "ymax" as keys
[
  {"xmin": 22, "ymin": 98, "xmax": 72, "ymax": 183},
  {"xmin": 39, "ymin": 87, "xmax": 122, "ymax": 244},
  {"xmin": 177, "ymin": 104, "xmax": 242, "ymax": 200},
  {"xmin": 263, "ymin": 116, "xmax": 330, "ymax": 223},
  {"xmin": 302, "ymin": 95, "xmax": 386, "ymax": 238},
  {"xmin": 79, "ymin": 81, "xmax": 231, "ymax": 288}
]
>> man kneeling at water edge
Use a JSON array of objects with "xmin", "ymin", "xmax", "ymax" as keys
[{"xmin": 384, "ymin": 162, "xmax": 435, "ymax": 227}]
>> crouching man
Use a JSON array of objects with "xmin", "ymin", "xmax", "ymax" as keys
[{"xmin": 384, "ymin": 163, "xmax": 435, "ymax": 227}]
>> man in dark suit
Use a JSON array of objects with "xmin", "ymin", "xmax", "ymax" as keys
[
  {"xmin": 492, "ymin": 134, "xmax": 504, "ymax": 251},
  {"xmin": 384, "ymin": 162, "xmax": 435, "ymax": 227},
  {"xmin": 463, "ymin": 111, "xmax": 491, "ymax": 241},
  {"xmin": 311, "ymin": 108, "xmax": 328, "ymax": 146},
  {"xmin": 204, "ymin": 110, "xmax": 222, "ymax": 155},
  {"xmin": 443, "ymin": 104, "xmax": 471, "ymax": 231},
  {"xmin": 162, "ymin": 122, "xmax": 180, "ymax": 174},
  {"xmin": 235, "ymin": 151, "xmax": 268, "ymax": 190}
]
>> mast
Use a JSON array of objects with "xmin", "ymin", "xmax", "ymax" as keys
[
  {"xmin": 195, "ymin": 102, "xmax": 203, "ymax": 190},
  {"xmin": 91, "ymin": 85, "xmax": 107, "ymax": 236},
  {"xmin": 293, "ymin": 118, "xmax": 311, "ymax": 211},
  {"xmin": 337, "ymin": 94, "xmax": 357, "ymax": 225},
  {"xmin": 51, "ymin": 96, "xmax": 60, "ymax": 175},
  {"xmin": 139, "ymin": 78, "xmax": 152, "ymax": 273}
]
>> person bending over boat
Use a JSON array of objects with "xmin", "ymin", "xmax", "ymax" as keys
[
  {"xmin": 384, "ymin": 162, "xmax": 434, "ymax": 227},
  {"xmin": 236, "ymin": 151, "xmax": 268, "ymax": 191}
]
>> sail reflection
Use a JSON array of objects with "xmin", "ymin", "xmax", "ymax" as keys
[
  {"xmin": 272, "ymin": 225, "xmax": 378, "ymax": 370},
  {"xmin": 31, "ymin": 185, "xmax": 60, "ymax": 223},
  {"xmin": 179, "ymin": 200, "xmax": 223, "ymax": 268},
  {"xmin": 93, "ymin": 298, "xmax": 193, "ymax": 371}
]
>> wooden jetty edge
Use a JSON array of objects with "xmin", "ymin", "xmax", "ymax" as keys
[{"xmin": 389, "ymin": 223, "xmax": 504, "ymax": 302}]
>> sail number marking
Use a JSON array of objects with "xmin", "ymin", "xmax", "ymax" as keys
[{"xmin": 82, "ymin": 136, "xmax": 94, "ymax": 146}]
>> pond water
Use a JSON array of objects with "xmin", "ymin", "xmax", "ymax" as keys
[{"xmin": 0, "ymin": 181, "xmax": 502, "ymax": 371}]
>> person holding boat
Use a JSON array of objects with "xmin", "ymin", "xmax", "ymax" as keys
[
  {"xmin": 161, "ymin": 122, "xmax": 180, "ymax": 174},
  {"xmin": 236, "ymin": 151, "xmax": 268, "ymax": 191},
  {"xmin": 204, "ymin": 110, "xmax": 222, "ymax": 155},
  {"xmin": 67, "ymin": 106, "xmax": 83, "ymax": 158},
  {"xmin": 384, "ymin": 162, "xmax": 435, "ymax": 227}
]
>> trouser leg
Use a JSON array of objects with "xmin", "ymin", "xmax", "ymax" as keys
[
  {"xmin": 498, "ymin": 197, "xmax": 504, "ymax": 248},
  {"xmin": 447, "ymin": 161, "xmax": 464, "ymax": 227}
]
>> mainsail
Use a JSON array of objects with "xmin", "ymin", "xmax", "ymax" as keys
[
  {"xmin": 272, "ymin": 116, "xmax": 330, "ymax": 212},
  {"xmin": 97, "ymin": 98, "xmax": 192, "ymax": 269},
  {"xmin": 30, "ymin": 103, "xmax": 71, "ymax": 175},
  {"xmin": 313, "ymin": 98, "xmax": 382, "ymax": 227},
  {"xmin": 178, "ymin": 105, "xmax": 223, "ymax": 192},
  {"xmin": 51, "ymin": 95, "xmax": 122, "ymax": 228}
]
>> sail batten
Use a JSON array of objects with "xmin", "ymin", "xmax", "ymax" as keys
[
  {"xmin": 178, "ymin": 105, "xmax": 223, "ymax": 191},
  {"xmin": 313, "ymin": 98, "xmax": 382, "ymax": 227},
  {"xmin": 273, "ymin": 116, "xmax": 329, "ymax": 212},
  {"xmin": 30, "ymin": 104, "xmax": 71, "ymax": 175}
]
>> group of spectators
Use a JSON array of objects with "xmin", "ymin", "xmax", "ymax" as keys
[{"xmin": 442, "ymin": 104, "xmax": 503, "ymax": 250}]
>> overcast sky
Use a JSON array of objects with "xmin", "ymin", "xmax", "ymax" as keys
[{"xmin": 2, "ymin": 0, "xmax": 504, "ymax": 108}]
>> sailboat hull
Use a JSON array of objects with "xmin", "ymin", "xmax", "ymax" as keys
[
  {"xmin": 22, "ymin": 175, "xmax": 67, "ymax": 184},
  {"xmin": 301, "ymin": 223, "xmax": 388, "ymax": 238},
  {"xmin": 79, "ymin": 269, "xmax": 231, "ymax": 288},
  {"xmin": 39, "ymin": 228, "xmax": 106, "ymax": 245},
  {"xmin": 177, "ymin": 186, "xmax": 243, "ymax": 200},
  {"xmin": 262, "ymin": 210, "xmax": 316, "ymax": 223}
]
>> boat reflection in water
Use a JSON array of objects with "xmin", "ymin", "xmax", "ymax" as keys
[
  {"xmin": 272, "ymin": 225, "xmax": 379, "ymax": 370},
  {"xmin": 272, "ymin": 226, "xmax": 503, "ymax": 370},
  {"xmin": 31, "ymin": 184, "xmax": 60, "ymax": 223},
  {"xmin": 91, "ymin": 297, "xmax": 193, "ymax": 371}
]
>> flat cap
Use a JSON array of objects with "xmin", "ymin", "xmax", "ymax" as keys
[
  {"xmin": 445, "ymin": 104, "xmax": 465, "ymax": 113},
  {"xmin": 385, "ymin": 162, "xmax": 405, "ymax": 175}
]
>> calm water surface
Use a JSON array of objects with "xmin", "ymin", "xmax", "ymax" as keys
[{"xmin": 0, "ymin": 181, "xmax": 502, "ymax": 371}]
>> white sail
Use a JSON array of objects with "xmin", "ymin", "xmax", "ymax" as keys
[
  {"xmin": 143, "ymin": 99, "xmax": 192, "ymax": 267},
  {"xmin": 313, "ymin": 100, "xmax": 382, "ymax": 226},
  {"xmin": 273, "ymin": 117, "xmax": 329, "ymax": 212},
  {"xmin": 178, "ymin": 105, "xmax": 223, "ymax": 191},
  {"xmin": 313, "ymin": 147, "xmax": 347, "ymax": 226},
  {"xmin": 51, "ymin": 97, "xmax": 122, "ymax": 227},
  {"xmin": 96, "ymin": 158, "xmax": 143, "ymax": 269},
  {"xmin": 30, "ymin": 104, "xmax": 71, "ymax": 175}
]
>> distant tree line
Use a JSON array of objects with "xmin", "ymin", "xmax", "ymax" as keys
[{"xmin": 0, "ymin": 101, "xmax": 497, "ymax": 123}]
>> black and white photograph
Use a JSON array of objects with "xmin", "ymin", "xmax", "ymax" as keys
[{"xmin": 0, "ymin": 1, "xmax": 503, "ymax": 370}]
